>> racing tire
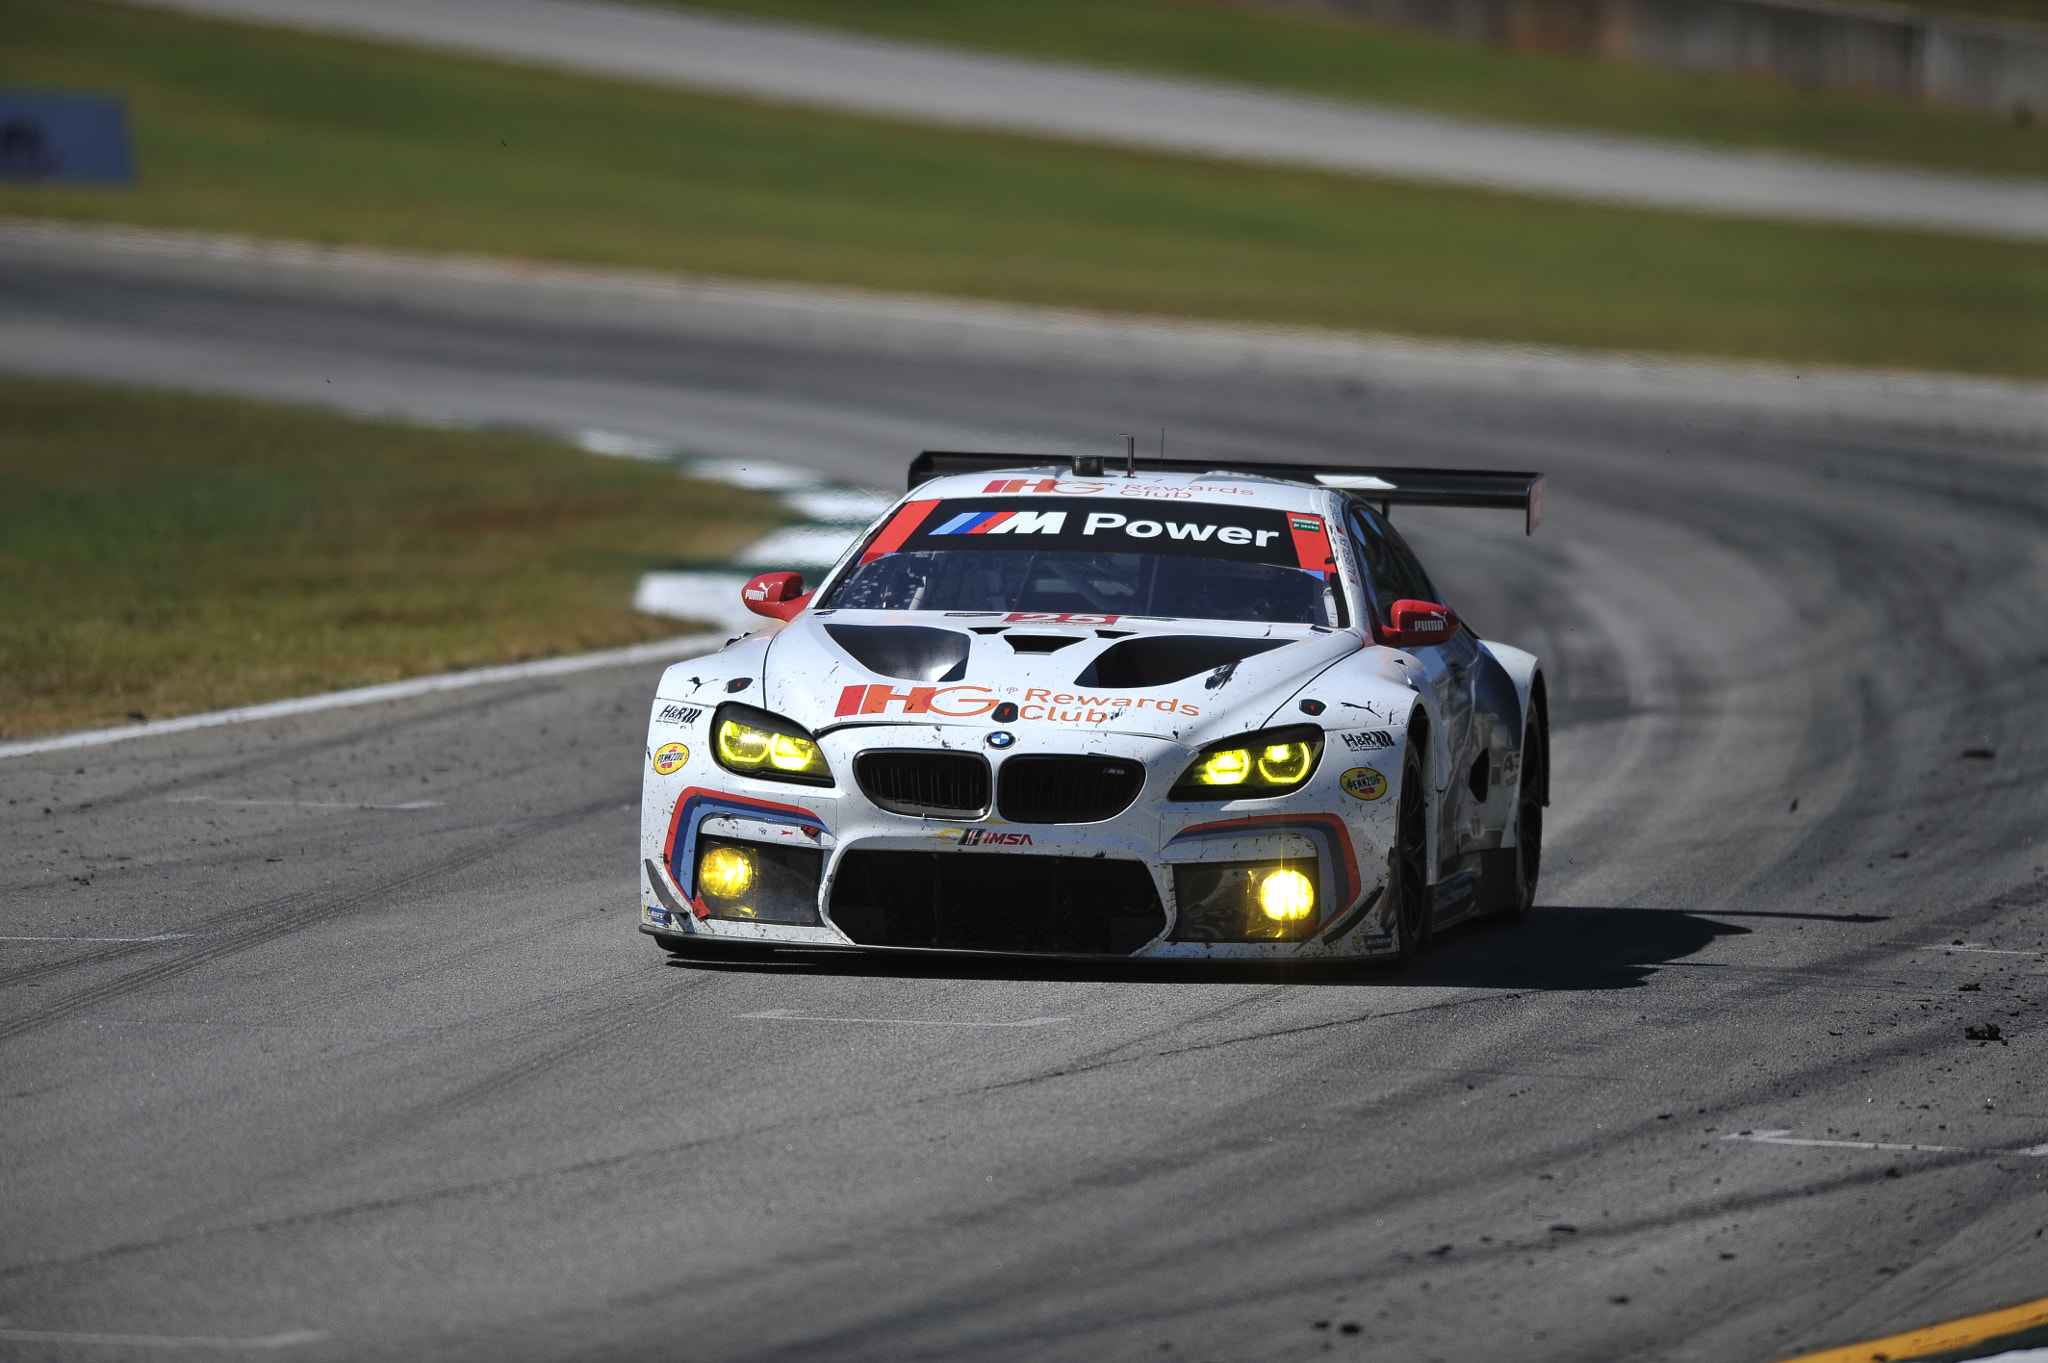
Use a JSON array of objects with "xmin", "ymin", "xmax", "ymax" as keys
[
  {"xmin": 1501, "ymin": 716, "xmax": 1544, "ymax": 923},
  {"xmin": 1388, "ymin": 742, "xmax": 1433, "ymax": 969}
]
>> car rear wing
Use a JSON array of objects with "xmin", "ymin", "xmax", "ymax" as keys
[{"xmin": 908, "ymin": 450, "xmax": 1546, "ymax": 535}]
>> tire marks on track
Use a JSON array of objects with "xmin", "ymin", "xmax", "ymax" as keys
[
  {"xmin": 335, "ymin": 972, "xmax": 706, "ymax": 1159},
  {"xmin": 0, "ymin": 792, "xmax": 628, "ymax": 1045},
  {"xmin": 0, "ymin": 1123, "xmax": 727, "ymax": 1286}
]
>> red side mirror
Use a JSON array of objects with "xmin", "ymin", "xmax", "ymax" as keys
[
  {"xmin": 741, "ymin": 571, "xmax": 811, "ymax": 622},
  {"xmin": 1381, "ymin": 598, "xmax": 1459, "ymax": 649}
]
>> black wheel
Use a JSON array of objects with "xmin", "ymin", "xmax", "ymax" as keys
[
  {"xmin": 1388, "ymin": 741, "xmax": 1433, "ymax": 968},
  {"xmin": 1501, "ymin": 717, "xmax": 1544, "ymax": 923}
]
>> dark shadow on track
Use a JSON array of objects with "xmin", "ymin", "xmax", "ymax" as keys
[
  {"xmin": 656, "ymin": 905, "xmax": 1754, "ymax": 991},
  {"xmin": 1700, "ymin": 909, "xmax": 1888, "ymax": 923},
  {"xmin": 1414, "ymin": 904, "xmax": 1752, "ymax": 990}
]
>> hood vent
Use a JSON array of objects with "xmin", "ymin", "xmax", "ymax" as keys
[
  {"xmin": 1006, "ymin": 634, "xmax": 1084, "ymax": 654},
  {"xmin": 825, "ymin": 624, "xmax": 970, "ymax": 682},
  {"xmin": 1076, "ymin": 635, "xmax": 1288, "ymax": 689}
]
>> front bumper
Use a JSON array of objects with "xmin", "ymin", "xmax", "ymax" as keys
[{"xmin": 640, "ymin": 727, "xmax": 1399, "ymax": 960}]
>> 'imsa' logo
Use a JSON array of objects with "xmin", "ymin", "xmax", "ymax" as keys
[
  {"xmin": 657, "ymin": 704, "xmax": 701, "ymax": 726},
  {"xmin": 958, "ymin": 829, "xmax": 1033, "ymax": 846},
  {"xmin": 1342, "ymin": 730, "xmax": 1395, "ymax": 751}
]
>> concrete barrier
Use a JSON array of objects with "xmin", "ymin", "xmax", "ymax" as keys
[{"xmin": 1259, "ymin": 0, "xmax": 2048, "ymax": 119}]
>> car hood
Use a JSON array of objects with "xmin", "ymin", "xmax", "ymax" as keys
[{"xmin": 759, "ymin": 610, "xmax": 1363, "ymax": 746}]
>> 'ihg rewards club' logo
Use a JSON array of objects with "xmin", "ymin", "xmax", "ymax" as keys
[{"xmin": 835, "ymin": 684, "xmax": 1201, "ymax": 724}]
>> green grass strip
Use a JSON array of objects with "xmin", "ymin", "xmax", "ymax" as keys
[
  {"xmin": 655, "ymin": 0, "xmax": 2048, "ymax": 180},
  {"xmin": 2, "ymin": 0, "xmax": 2045, "ymax": 378},
  {"xmin": 0, "ymin": 377, "xmax": 785, "ymax": 739}
]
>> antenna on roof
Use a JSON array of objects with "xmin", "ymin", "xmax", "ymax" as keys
[
  {"xmin": 1159, "ymin": 427, "xmax": 1166, "ymax": 461},
  {"xmin": 1122, "ymin": 433, "xmax": 1136, "ymax": 479}
]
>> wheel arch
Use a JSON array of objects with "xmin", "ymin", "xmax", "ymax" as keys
[
  {"xmin": 1476, "ymin": 640, "xmax": 1547, "ymax": 809},
  {"xmin": 1402, "ymin": 702, "xmax": 1438, "ymax": 882}
]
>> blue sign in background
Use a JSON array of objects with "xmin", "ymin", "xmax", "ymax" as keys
[{"xmin": 0, "ymin": 92, "xmax": 133, "ymax": 184}]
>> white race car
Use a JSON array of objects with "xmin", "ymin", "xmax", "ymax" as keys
[{"xmin": 638, "ymin": 451, "xmax": 1547, "ymax": 966}]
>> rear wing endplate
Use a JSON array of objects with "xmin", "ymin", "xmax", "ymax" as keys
[{"xmin": 909, "ymin": 451, "xmax": 1546, "ymax": 535}]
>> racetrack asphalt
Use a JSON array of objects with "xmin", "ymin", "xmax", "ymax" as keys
[
  {"xmin": 4, "ymin": 228, "xmax": 2048, "ymax": 1362},
  {"xmin": 134, "ymin": 0, "xmax": 2048, "ymax": 240}
]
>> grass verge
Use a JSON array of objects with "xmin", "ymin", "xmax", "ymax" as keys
[
  {"xmin": 2, "ymin": 1, "xmax": 2043, "ymax": 377},
  {"xmin": 656, "ymin": 0, "xmax": 2048, "ymax": 179},
  {"xmin": 0, "ymin": 377, "xmax": 785, "ymax": 740}
]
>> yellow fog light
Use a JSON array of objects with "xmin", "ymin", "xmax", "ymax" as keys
[
  {"xmin": 1257, "ymin": 868, "xmax": 1316, "ymax": 922},
  {"xmin": 1192, "ymin": 748, "xmax": 1251, "ymax": 785},
  {"xmin": 698, "ymin": 845, "xmax": 755, "ymax": 900}
]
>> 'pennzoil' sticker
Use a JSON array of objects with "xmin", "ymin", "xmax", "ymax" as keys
[
  {"xmin": 1340, "ymin": 767, "xmax": 1387, "ymax": 800},
  {"xmin": 651, "ymin": 742, "xmax": 689, "ymax": 775}
]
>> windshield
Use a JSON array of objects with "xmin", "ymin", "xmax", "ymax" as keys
[{"xmin": 822, "ymin": 496, "xmax": 1345, "ymax": 627}]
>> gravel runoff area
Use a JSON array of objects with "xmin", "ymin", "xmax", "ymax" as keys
[
  {"xmin": 3, "ymin": 215, "xmax": 2048, "ymax": 1360},
  {"xmin": 135, "ymin": 0, "xmax": 2048, "ymax": 239}
]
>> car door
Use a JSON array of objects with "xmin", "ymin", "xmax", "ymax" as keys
[{"xmin": 1348, "ymin": 507, "xmax": 1477, "ymax": 810}]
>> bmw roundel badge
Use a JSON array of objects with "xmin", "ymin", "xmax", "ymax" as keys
[{"xmin": 986, "ymin": 730, "xmax": 1016, "ymax": 749}]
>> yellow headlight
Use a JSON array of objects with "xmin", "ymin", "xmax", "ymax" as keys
[
  {"xmin": 1256, "ymin": 742, "xmax": 1311, "ymax": 784},
  {"xmin": 1257, "ymin": 868, "xmax": 1316, "ymax": 921},
  {"xmin": 768, "ymin": 732, "xmax": 818, "ymax": 772},
  {"xmin": 717, "ymin": 720, "xmax": 771, "ymax": 768},
  {"xmin": 716, "ymin": 715, "xmax": 828, "ymax": 781},
  {"xmin": 698, "ymin": 845, "xmax": 755, "ymax": 900},
  {"xmin": 1193, "ymin": 748, "xmax": 1251, "ymax": 785},
  {"xmin": 1173, "ymin": 729, "xmax": 1323, "ymax": 800}
]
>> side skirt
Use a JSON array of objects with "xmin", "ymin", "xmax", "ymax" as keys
[{"xmin": 1431, "ymin": 867, "xmax": 1484, "ymax": 930}]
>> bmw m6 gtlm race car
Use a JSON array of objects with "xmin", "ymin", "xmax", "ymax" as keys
[{"xmin": 639, "ymin": 450, "xmax": 1548, "ymax": 965}]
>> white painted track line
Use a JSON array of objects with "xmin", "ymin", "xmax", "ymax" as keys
[
  {"xmin": 0, "ymin": 1328, "xmax": 325, "ymax": 1348},
  {"xmin": 1723, "ymin": 1130, "xmax": 2048, "ymax": 1157},
  {"xmin": 136, "ymin": 0, "xmax": 2048, "ymax": 239},
  {"xmin": 164, "ymin": 797, "xmax": 445, "ymax": 810},
  {"xmin": 0, "ymin": 633, "xmax": 726, "ymax": 762},
  {"xmin": 0, "ymin": 934, "xmax": 192, "ymax": 944}
]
